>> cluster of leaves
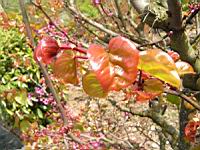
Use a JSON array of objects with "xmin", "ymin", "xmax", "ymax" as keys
[
  {"xmin": 34, "ymin": 36, "xmax": 194, "ymax": 101},
  {"xmin": 33, "ymin": 33, "xmax": 199, "ymax": 146}
]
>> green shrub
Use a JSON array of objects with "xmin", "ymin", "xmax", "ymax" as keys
[
  {"xmin": 0, "ymin": 27, "xmax": 50, "ymax": 131},
  {"xmin": 77, "ymin": 0, "xmax": 99, "ymax": 18}
]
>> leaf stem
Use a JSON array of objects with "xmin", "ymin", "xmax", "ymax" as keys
[
  {"xmin": 74, "ymin": 56, "xmax": 88, "ymax": 60},
  {"xmin": 60, "ymin": 46, "xmax": 87, "ymax": 54}
]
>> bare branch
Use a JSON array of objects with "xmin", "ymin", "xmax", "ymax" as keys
[
  {"xmin": 65, "ymin": 0, "xmax": 118, "ymax": 37},
  {"xmin": 108, "ymin": 98, "xmax": 178, "ymax": 145},
  {"xmin": 113, "ymin": 0, "xmax": 126, "ymax": 30},
  {"xmin": 167, "ymin": 0, "xmax": 182, "ymax": 30},
  {"xmin": 164, "ymin": 89, "xmax": 200, "ymax": 111}
]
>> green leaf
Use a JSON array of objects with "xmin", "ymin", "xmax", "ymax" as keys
[
  {"xmin": 22, "ymin": 107, "xmax": 30, "ymax": 114},
  {"xmin": 82, "ymin": 72, "xmax": 108, "ymax": 98},
  {"xmin": 14, "ymin": 90, "xmax": 28, "ymax": 105},
  {"xmin": 138, "ymin": 49, "xmax": 181, "ymax": 88},
  {"xmin": 6, "ymin": 109, "xmax": 14, "ymax": 116},
  {"xmin": 166, "ymin": 94, "xmax": 181, "ymax": 108},
  {"xmin": 37, "ymin": 108, "xmax": 43, "ymax": 119}
]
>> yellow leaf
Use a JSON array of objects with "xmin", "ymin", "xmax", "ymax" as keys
[
  {"xmin": 138, "ymin": 49, "xmax": 181, "ymax": 88},
  {"xmin": 82, "ymin": 72, "xmax": 107, "ymax": 98}
]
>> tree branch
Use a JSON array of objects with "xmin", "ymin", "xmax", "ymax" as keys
[
  {"xmin": 164, "ymin": 89, "xmax": 200, "ymax": 111},
  {"xmin": 64, "ymin": 0, "xmax": 146, "ymax": 44},
  {"xmin": 108, "ymin": 98, "xmax": 178, "ymax": 148},
  {"xmin": 167, "ymin": 0, "xmax": 182, "ymax": 30}
]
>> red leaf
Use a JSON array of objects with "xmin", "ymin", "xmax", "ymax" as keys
[
  {"xmin": 87, "ymin": 36, "xmax": 139, "ymax": 92},
  {"xmin": 167, "ymin": 50, "xmax": 180, "ymax": 62},
  {"xmin": 185, "ymin": 121, "xmax": 200, "ymax": 142},
  {"xmin": 34, "ymin": 36, "xmax": 60, "ymax": 64},
  {"xmin": 108, "ymin": 36, "xmax": 139, "ymax": 90},
  {"xmin": 87, "ymin": 44, "xmax": 113, "ymax": 91},
  {"xmin": 52, "ymin": 51, "xmax": 78, "ymax": 84}
]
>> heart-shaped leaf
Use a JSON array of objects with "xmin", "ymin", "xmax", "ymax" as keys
[
  {"xmin": 175, "ymin": 61, "xmax": 195, "ymax": 76},
  {"xmin": 34, "ymin": 36, "xmax": 60, "ymax": 64},
  {"xmin": 82, "ymin": 72, "xmax": 108, "ymax": 98},
  {"xmin": 108, "ymin": 36, "xmax": 139, "ymax": 90},
  {"xmin": 138, "ymin": 49, "xmax": 181, "ymax": 88},
  {"xmin": 87, "ymin": 36, "xmax": 139, "ymax": 92},
  {"xmin": 52, "ymin": 51, "xmax": 78, "ymax": 84},
  {"xmin": 87, "ymin": 44, "xmax": 113, "ymax": 91}
]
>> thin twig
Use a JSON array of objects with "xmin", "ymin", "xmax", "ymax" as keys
[
  {"xmin": 113, "ymin": 0, "xmax": 126, "ymax": 30},
  {"xmin": 164, "ymin": 88, "xmax": 200, "ymax": 111},
  {"xmin": 30, "ymin": 1, "xmax": 77, "ymax": 46},
  {"xmin": 137, "ymin": 34, "xmax": 168, "ymax": 48}
]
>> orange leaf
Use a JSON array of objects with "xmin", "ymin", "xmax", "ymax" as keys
[
  {"xmin": 87, "ymin": 36, "xmax": 139, "ymax": 92},
  {"xmin": 52, "ymin": 51, "xmax": 78, "ymax": 84},
  {"xmin": 175, "ymin": 61, "xmax": 195, "ymax": 76},
  {"xmin": 167, "ymin": 50, "xmax": 180, "ymax": 62},
  {"xmin": 87, "ymin": 44, "xmax": 113, "ymax": 91},
  {"xmin": 134, "ymin": 91, "xmax": 158, "ymax": 102},
  {"xmin": 108, "ymin": 36, "xmax": 139, "ymax": 90}
]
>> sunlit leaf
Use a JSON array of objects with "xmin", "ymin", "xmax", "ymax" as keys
[
  {"xmin": 82, "ymin": 72, "xmax": 108, "ymax": 98},
  {"xmin": 138, "ymin": 49, "xmax": 181, "ymax": 88},
  {"xmin": 87, "ymin": 44, "xmax": 113, "ymax": 91},
  {"xmin": 53, "ymin": 51, "xmax": 78, "ymax": 84},
  {"xmin": 14, "ymin": 90, "xmax": 28, "ymax": 106},
  {"xmin": 37, "ymin": 108, "xmax": 43, "ymax": 119},
  {"xmin": 6, "ymin": 109, "xmax": 14, "ymax": 116},
  {"xmin": 143, "ymin": 78, "xmax": 164, "ymax": 95},
  {"xmin": 175, "ymin": 61, "xmax": 195, "ymax": 76},
  {"xmin": 87, "ymin": 36, "xmax": 139, "ymax": 92},
  {"xmin": 108, "ymin": 36, "xmax": 139, "ymax": 90}
]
